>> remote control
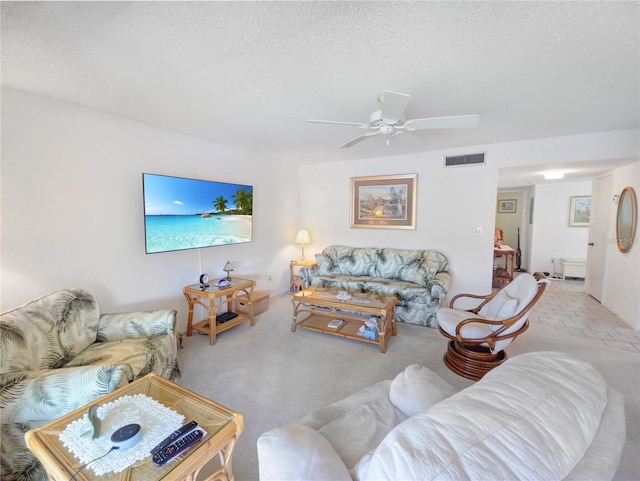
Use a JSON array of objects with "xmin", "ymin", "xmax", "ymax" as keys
[
  {"xmin": 151, "ymin": 421, "xmax": 198, "ymax": 455},
  {"xmin": 216, "ymin": 311, "xmax": 238, "ymax": 323},
  {"xmin": 152, "ymin": 429, "xmax": 204, "ymax": 466}
]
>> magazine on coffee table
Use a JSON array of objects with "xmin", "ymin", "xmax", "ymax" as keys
[{"xmin": 327, "ymin": 319, "xmax": 344, "ymax": 329}]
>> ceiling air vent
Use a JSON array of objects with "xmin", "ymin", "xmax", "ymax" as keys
[{"xmin": 444, "ymin": 152, "xmax": 486, "ymax": 167}]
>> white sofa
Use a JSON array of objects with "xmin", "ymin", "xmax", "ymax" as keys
[{"xmin": 257, "ymin": 352, "xmax": 625, "ymax": 481}]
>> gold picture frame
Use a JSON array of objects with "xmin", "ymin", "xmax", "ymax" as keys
[
  {"xmin": 616, "ymin": 187, "xmax": 637, "ymax": 253},
  {"xmin": 351, "ymin": 174, "xmax": 417, "ymax": 229},
  {"xmin": 497, "ymin": 199, "xmax": 517, "ymax": 213},
  {"xmin": 569, "ymin": 195, "xmax": 591, "ymax": 227}
]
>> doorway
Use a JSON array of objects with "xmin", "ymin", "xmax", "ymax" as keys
[
  {"xmin": 495, "ymin": 189, "xmax": 532, "ymax": 273},
  {"xmin": 585, "ymin": 174, "xmax": 611, "ymax": 301}
]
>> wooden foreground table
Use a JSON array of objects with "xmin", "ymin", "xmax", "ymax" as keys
[{"xmin": 25, "ymin": 373, "xmax": 244, "ymax": 481}]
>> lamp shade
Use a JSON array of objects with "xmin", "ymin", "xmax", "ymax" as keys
[{"xmin": 294, "ymin": 229, "xmax": 312, "ymax": 245}]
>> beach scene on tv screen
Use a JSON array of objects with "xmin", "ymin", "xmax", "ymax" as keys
[{"xmin": 143, "ymin": 174, "xmax": 252, "ymax": 254}]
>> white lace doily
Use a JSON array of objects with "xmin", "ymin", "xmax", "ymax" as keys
[{"xmin": 59, "ymin": 393, "xmax": 184, "ymax": 475}]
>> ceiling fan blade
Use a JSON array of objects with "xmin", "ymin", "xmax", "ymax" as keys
[
  {"xmin": 340, "ymin": 131, "xmax": 379, "ymax": 149},
  {"xmin": 404, "ymin": 114, "xmax": 479, "ymax": 130},
  {"xmin": 306, "ymin": 119, "xmax": 369, "ymax": 128},
  {"xmin": 379, "ymin": 90, "xmax": 411, "ymax": 121}
]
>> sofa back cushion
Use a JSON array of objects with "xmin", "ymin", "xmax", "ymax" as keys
[
  {"xmin": 375, "ymin": 248, "xmax": 423, "ymax": 282},
  {"xmin": 411, "ymin": 250, "xmax": 450, "ymax": 285},
  {"xmin": 314, "ymin": 246, "xmax": 450, "ymax": 287},
  {"xmin": 0, "ymin": 289, "xmax": 100, "ymax": 373},
  {"xmin": 315, "ymin": 254, "xmax": 340, "ymax": 275},
  {"xmin": 361, "ymin": 352, "xmax": 608, "ymax": 481},
  {"xmin": 376, "ymin": 248, "xmax": 449, "ymax": 285},
  {"xmin": 318, "ymin": 246, "xmax": 378, "ymax": 276}
]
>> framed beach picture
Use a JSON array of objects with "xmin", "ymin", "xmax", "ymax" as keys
[
  {"xmin": 351, "ymin": 174, "xmax": 417, "ymax": 229},
  {"xmin": 569, "ymin": 196, "xmax": 591, "ymax": 227},
  {"xmin": 497, "ymin": 199, "xmax": 517, "ymax": 213}
]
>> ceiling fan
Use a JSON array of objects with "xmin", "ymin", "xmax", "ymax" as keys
[{"xmin": 306, "ymin": 90, "xmax": 479, "ymax": 148}]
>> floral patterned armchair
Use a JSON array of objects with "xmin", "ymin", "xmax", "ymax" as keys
[
  {"xmin": 0, "ymin": 288, "xmax": 181, "ymax": 481},
  {"xmin": 299, "ymin": 245, "xmax": 452, "ymax": 327}
]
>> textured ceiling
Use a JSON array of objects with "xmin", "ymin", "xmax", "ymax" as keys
[{"xmin": 2, "ymin": 1, "xmax": 639, "ymax": 184}]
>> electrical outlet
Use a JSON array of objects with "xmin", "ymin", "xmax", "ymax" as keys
[{"xmin": 474, "ymin": 227, "xmax": 483, "ymax": 236}]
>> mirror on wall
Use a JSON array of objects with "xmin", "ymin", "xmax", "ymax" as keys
[{"xmin": 616, "ymin": 186, "xmax": 637, "ymax": 253}]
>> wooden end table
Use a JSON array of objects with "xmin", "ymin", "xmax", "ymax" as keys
[
  {"xmin": 291, "ymin": 287, "xmax": 397, "ymax": 353},
  {"xmin": 493, "ymin": 245, "xmax": 516, "ymax": 286},
  {"xmin": 289, "ymin": 260, "xmax": 316, "ymax": 293},
  {"xmin": 24, "ymin": 373, "xmax": 244, "ymax": 481},
  {"xmin": 184, "ymin": 277, "xmax": 256, "ymax": 345}
]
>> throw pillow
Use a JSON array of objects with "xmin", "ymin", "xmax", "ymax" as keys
[
  {"xmin": 318, "ymin": 398, "xmax": 406, "ymax": 470},
  {"xmin": 389, "ymin": 364, "xmax": 456, "ymax": 417},
  {"xmin": 257, "ymin": 424, "xmax": 352, "ymax": 481}
]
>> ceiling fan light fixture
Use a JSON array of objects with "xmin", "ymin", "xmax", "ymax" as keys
[
  {"xmin": 379, "ymin": 124, "xmax": 394, "ymax": 135},
  {"xmin": 307, "ymin": 90, "xmax": 479, "ymax": 148}
]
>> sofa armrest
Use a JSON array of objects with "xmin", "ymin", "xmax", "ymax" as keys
[
  {"xmin": 563, "ymin": 386, "xmax": 626, "ymax": 481},
  {"xmin": 430, "ymin": 271, "xmax": 452, "ymax": 303},
  {"xmin": 258, "ymin": 424, "xmax": 352, "ymax": 481},
  {"xmin": 298, "ymin": 266, "xmax": 317, "ymax": 287},
  {"xmin": 1, "ymin": 364, "xmax": 129, "ymax": 424},
  {"xmin": 97, "ymin": 309, "xmax": 177, "ymax": 342}
]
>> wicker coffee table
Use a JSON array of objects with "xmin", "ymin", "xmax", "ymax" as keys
[
  {"xmin": 24, "ymin": 373, "xmax": 244, "ymax": 481},
  {"xmin": 291, "ymin": 287, "xmax": 397, "ymax": 353}
]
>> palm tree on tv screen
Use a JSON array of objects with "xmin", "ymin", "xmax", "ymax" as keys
[
  {"xmin": 232, "ymin": 188, "xmax": 252, "ymax": 215},
  {"xmin": 213, "ymin": 196, "xmax": 228, "ymax": 214}
]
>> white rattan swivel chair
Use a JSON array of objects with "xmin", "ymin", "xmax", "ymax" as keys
[{"xmin": 437, "ymin": 272, "xmax": 548, "ymax": 380}]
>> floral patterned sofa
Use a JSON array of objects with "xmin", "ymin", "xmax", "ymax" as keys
[
  {"xmin": 0, "ymin": 288, "xmax": 181, "ymax": 481},
  {"xmin": 299, "ymin": 245, "xmax": 452, "ymax": 327}
]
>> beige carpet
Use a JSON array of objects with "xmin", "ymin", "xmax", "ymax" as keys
[{"xmin": 177, "ymin": 294, "xmax": 640, "ymax": 481}]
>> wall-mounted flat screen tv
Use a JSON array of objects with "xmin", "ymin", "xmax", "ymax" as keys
[{"xmin": 142, "ymin": 173, "xmax": 253, "ymax": 254}]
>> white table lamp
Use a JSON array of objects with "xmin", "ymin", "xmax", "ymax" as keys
[{"xmin": 294, "ymin": 230, "xmax": 312, "ymax": 261}]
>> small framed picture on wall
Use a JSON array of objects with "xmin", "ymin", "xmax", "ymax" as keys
[
  {"xmin": 497, "ymin": 199, "xmax": 517, "ymax": 213},
  {"xmin": 569, "ymin": 196, "xmax": 591, "ymax": 227}
]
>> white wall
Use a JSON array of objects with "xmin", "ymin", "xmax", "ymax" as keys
[
  {"xmin": 602, "ymin": 161, "xmax": 640, "ymax": 329},
  {"xmin": 1, "ymin": 89, "xmax": 299, "ymax": 331},
  {"xmin": 529, "ymin": 181, "xmax": 592, "ymax": 275},
  {"xmin": 299, "ymin": 132, "xmax": 638, "ymax": 301},
  {"xmin": 3, "ymin": 89, "xmax": 638, "ymax": 326},
  {"xmin": 299, "ymin": 153, "xmax": 497, "ymax": 297}
]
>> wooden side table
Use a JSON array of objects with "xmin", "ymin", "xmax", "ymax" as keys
[
  {"xmin": 184, "ymin": 277, "xmax": 256, "ymax": 346},
  {"xmin": 493, "ymin": 245, "xmax": 515, "ymax": 286},
  {"xmin": 24, "ymin": 373, "xmax": 244, "ymax": 481},
  {"xmin": 289, "ymin": 260, "xmax": 316, "ymax": 293}
]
